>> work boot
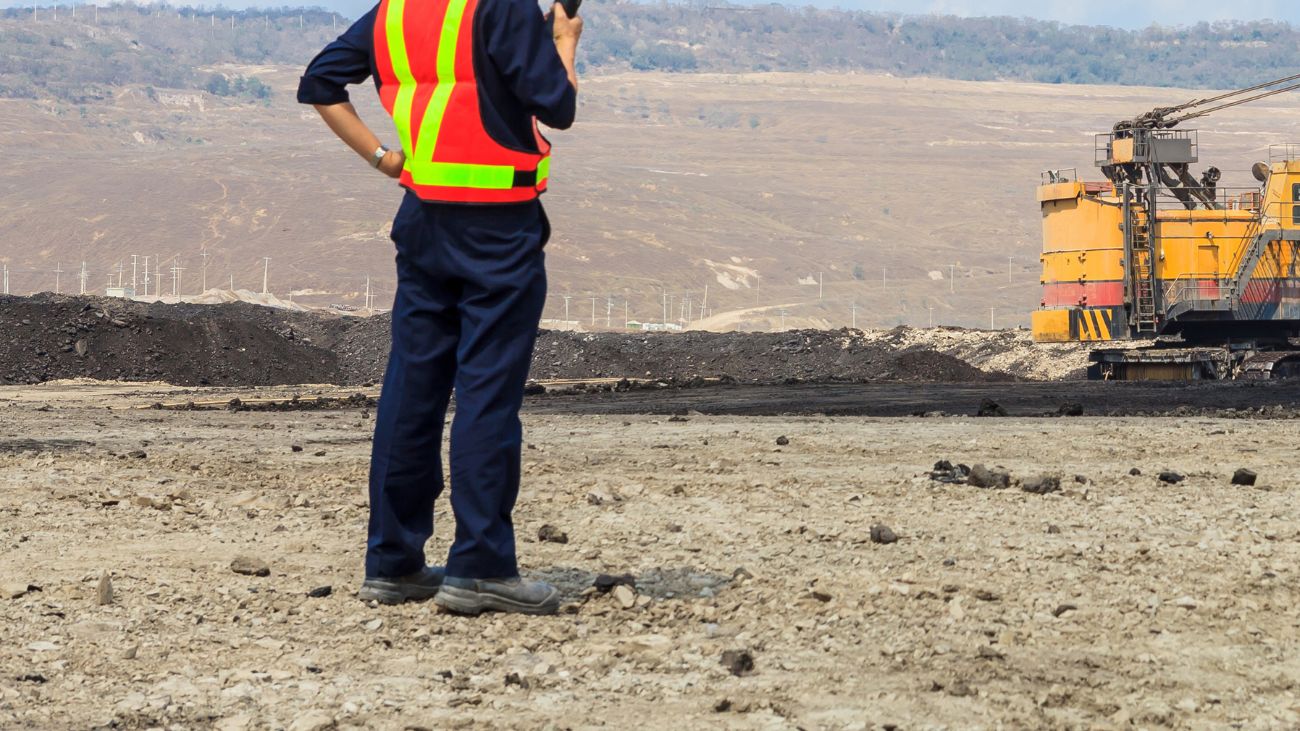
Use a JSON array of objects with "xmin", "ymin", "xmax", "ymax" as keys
[
  {"xmin": 357, "ymin": 566, "xmax": 445, "ymax": 605},
  {"xmin": 434, "ymin": 576, "xmax": 561, "ymax": 616}
]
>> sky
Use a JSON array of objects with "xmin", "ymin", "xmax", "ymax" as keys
[{"xmin": 8, "ymin": 0, "xmax": 1300, "ymax": 28}]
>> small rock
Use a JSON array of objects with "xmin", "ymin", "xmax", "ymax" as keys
[
  {"xmin": 775, "ymin": 436, "xmax": 790, "ymax": 446},
  {"xmin": 720, "ymin": 649, "xmax": 755, "ymax": 677},
  {"xmin": 1232, "ymin": 468, "xmax": 1257, "ymax": 486},
  {"xmin": 713, "ymin": 698, "xmax": 733, "ymax": 713},
  {"xmin": 968, "ymin": 464, "xmax": 1011, "ymax": 489},
  {"xmin": 1173, "ymin": 596, "xmax": 1197, "ymax": 610},
  {"xmin": 1057, "ymin": 402, "xmax": 1084, "ymax": 417},
  {"xmin": 291, "ymin": 445, "xmax": 304, "ymax": 453},
  {"xmin": 537, "ymin": 524, "xmax": 569, "ymax": 544},
  {"xmin": 363, "ymin": 618, "xmax": 383, "ymax": 631},
  {"xmin": 592, "ymin": 574, "xmax": 636, "ymax": 593},
  {"xmin": 976, "ymin": 399, "xmax": 1007, "ymax": 417},
  {"xmin": 1021, "ymin": 475, "xmax": 1062, "ymax": 495},
  {"xmin": 810, "ymin": 590, "xmax": 833, "ymax": 603},
  {"xmin": 287, "ymin": 711, "xmax": 336, "ymax": 731},
  {"xmin": 307, "ymin": 586, "xmax": 333, "ymax": 599},
  {"xmin": 230, "ymin": 556, "xmax": 270, "ymax": 577},
  {"xmin": 946, "ymin": 680, "xmax": 975, "ymax": 697},
  {"xmin": 97, "ymin": 573, "xmax": 113, "ymax": 606},
  {"xmin": 1129, "ymin": 468, "xmax": 1143, "ymax": 476},
  {"xmin": 611, "ymin": 584, "xmax": 637, "ymax": 609},
  {"xmin": 976, "ymin": 646, "xmax": 1004, "ymax": 660},
  {"xmin": 3, "ymin": 583, "xmax": 33, "ymax": 600},
  {"xmin": 732, "ymin": 566, "xmax": 754, "ymax": 581},
  {"xmin": 504, "ymin": 672, "xmax": 529, "ymax": 689},
  {"xmin": 1073, "ymin": 475, "xmax": 1090, "ymax": 485},
  {"xmin": 127, "ymin": 450, "xmax": 147, "ymax": 460},
  {"xmin": 1052, "ymin": 603, "xmax": 1078, "ymax": 618},
  {"xmin": 1158, "ymin": 471, "xmax": 1186, "ymax": 485},
  {"xmin": 869, "ymin": 524, "xmax": 898, "ymax": 545},
  {"xmin": 1047, "ymin": 525, "xmax": 1062, "ymax": 534},
  {"xmin": 973, "ymin": 589, "xmax": 999, "ymax": 602},
  {"xmin": 313, "ymin": 450, "xmax": 327, "ymax": 457},
  {"xmin": 122, "ymin": 644, "xmax": 139, "ymax": 660}
]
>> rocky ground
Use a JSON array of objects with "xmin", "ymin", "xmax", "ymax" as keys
[
  {"xmin": 0, "ymin": 295, "xmax": 1085, "ymax": 387},
  {"xmin": 2, "ymin": 384, "xmax": 1299, "ymax": 729}
]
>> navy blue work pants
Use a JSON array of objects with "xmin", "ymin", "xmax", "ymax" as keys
[{"xmin": 366, "ymin": 191, "xmax": 548, "ymax": 580}]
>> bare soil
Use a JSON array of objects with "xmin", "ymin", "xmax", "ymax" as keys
[{"xmin": 2, "ymin": 384, "xmax": 1299, "ymax": 729}]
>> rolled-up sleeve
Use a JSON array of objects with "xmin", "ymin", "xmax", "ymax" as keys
[
  {"xmin": 297, "ymin": 6, "xmax": 378, "ymax": 106},
  {"xmin": 483, "ymin": 0, "xmax": 577, "ymax": 130}
]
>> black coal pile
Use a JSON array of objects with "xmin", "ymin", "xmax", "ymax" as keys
[
  {"xmin": 0, "ymin": 296, "xmax": 1013, "ymax": 387},
  {"xmin": 0, "ymin": 295, "xmax": 343, "ymax": 387}
]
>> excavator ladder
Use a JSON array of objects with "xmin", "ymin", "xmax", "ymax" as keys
[{"xmin": 1125, "ymin": 198, "xmax": 1160, "ymax": 333}]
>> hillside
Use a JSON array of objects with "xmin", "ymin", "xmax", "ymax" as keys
[
  {"xmin": 2, "ymin": 4, "xmax": 1300, "ymax": 330},
  {"xmin": 5, "ymin": 2, "xmax": 1300, "ymax": 101}
]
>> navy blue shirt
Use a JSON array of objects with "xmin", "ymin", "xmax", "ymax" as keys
[{"xmin": 298, "ymin": 0, "xmax": 576, "ymax": 155}]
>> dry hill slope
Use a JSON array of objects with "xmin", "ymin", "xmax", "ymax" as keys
[{"xmin": 3, "ymin": 66, "xmax": 1300, "ymax": 330}]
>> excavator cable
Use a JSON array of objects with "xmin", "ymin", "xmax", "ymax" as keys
[
  {"xmin": 1172, "ymin": 79, "xmax": 1300, "ymax": 123},
  {"xmin": 1165, "ymin": 71, "xmax": 1300, "ymax": 114}
]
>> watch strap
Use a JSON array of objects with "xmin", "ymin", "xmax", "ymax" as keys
[{"xmin": 371, "ymin": 145, "xmax": 389, "ymax": 169}]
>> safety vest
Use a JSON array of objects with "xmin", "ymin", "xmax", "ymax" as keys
[{"xmin": 374, "ymin": 0, "xmax": 552, "ymax": 204}]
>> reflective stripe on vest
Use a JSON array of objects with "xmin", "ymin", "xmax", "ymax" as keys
[{"xmin": 376, "ymin": 0, "xmax": 551, "ymax": 203}]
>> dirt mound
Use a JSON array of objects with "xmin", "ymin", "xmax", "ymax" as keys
[
  {"xmin": 0, "ymin": 296, "xmax": 1027, "ymax": 387},
  {"xmin": 528, "ymin": 329, "xmax": 1013, "ymax": 384},
  {"xmin": 0, "ymin": 295, "xmax": 341, "ymax": 387}
]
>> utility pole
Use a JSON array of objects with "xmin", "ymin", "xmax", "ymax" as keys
[
  {"xmin": 606, "ymin": 296, "xmax": 612, "ymax": 328},
  {"xmin": 779, "ymin": 309, "xmax": 788, "ymax": 331},
  {"xmin": 624, "ymin": 300, "xmax": 629, "ymax": 329},
  {"xmin": 882, "ymin": 267, "xmax": 887, "ymax": 290},
  {"xmin": 590, "ymin": 297, "xmax": 597, "ymax": 326},
  {"xmin": 662, "ymin": 292, "xmax": 668, "ymax": 325},
  {"xmin": 54, "ymin": 262, "xmax": 63, "ymax": 294},
  {"xmin": 990, "ymin": 308, "xmax": 996, "ymax": 330},
  {"xmin": 262, "ymin": 257, "xmax": 271, "ymax": 295},
  {"xmin": 562, "ymin": 294, "xmax": 571, "ymax": 321},
  {"xmin": 142, "ymin": 256, "xmax": 150, "ymax": 296},
  {"xmin": 171, "ymin": 259, "xmax": 183, "ymax": 298},
  {"xmin": 79, "ymin": 262, "xmax": 88, "ymax": 295},
  {"xmin": 851, "ymin": 299, "xmax": 858, "ymax": 330},
  {"xmin": 928, "ymin": 306, "xmax": 935, "ymax": 328},
  {"xmin": 131, "ymin": 254, "xmax": 138, "ymax": 293},
  {"xmin": 949, "ymin": 264, "xmax": 956, "ymax": 294},
  {"xmin": 155, "ymin": 255, "xmax": 163, "ymax": 297},
  {"xmin": 1008, "ymin": 255, "xmax": 1014, "ymax": 285},
  {"xmin": 2, "ymin": 264, "xmax": 8, "ymax": 295},
  {"xmin": 818, "ymin": 272, "xmax": 823, "ymax": 300},
  {"xmin": 755, "ymin": 275, "xmax": 760, "ymax": 306},
  {"xmin": 116, "ymin": 262, "xmax": 124, "ymax": 288},
  {"xmin": 364, "ymin": 276, "xmax": 374, "ymax": 310},
  {"xmin": 229, "ymin": 274, "xmax": 234, "ymax": 291},
  {"xmin": 201, "ymin": 250, "xmax": 210, "ymax": 292}
]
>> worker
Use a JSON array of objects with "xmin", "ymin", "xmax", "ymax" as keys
[{"xmin": 297, "ymin": 0, "xmax": 583, "ymax": 615}]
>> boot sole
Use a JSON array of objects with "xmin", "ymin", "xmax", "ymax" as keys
[
  {"xmin": 433, "ymin": 585, "xmax": 560, "ymax": 616},
  {"xmin": 358, "ymin": 579, "xmax": 442, "ymax": 605}
]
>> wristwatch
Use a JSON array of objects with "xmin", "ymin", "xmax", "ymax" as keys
[{"xmin": 370, "ymin": 145, "xmax": 389, "ymax": 169}]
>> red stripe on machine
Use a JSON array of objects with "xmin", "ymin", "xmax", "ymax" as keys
[{"xmin": 1041, "ymin": 281, "xmax": 1125, "ymax": 307}]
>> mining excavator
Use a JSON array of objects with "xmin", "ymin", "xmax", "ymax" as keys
[{"xmin": 1032, "ymin": 73, "xmax": 1300, "ymax": 380}]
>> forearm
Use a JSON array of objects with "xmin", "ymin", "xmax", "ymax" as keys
[
  {"xmin": 313, "ymin": 102, "xmax": 404, "ymax": 178},
  {"xmin": 314, "ymin": 102, "xmax": 385, "ymax": 162},
  {"xmin": 555, "ymin": 39, "xmax": 579, "ymax": 93}
]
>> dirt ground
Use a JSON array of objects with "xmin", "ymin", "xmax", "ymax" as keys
[{"xmin": 3, "ymin": 384, "xmax": 1300, "ymax": 730}]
